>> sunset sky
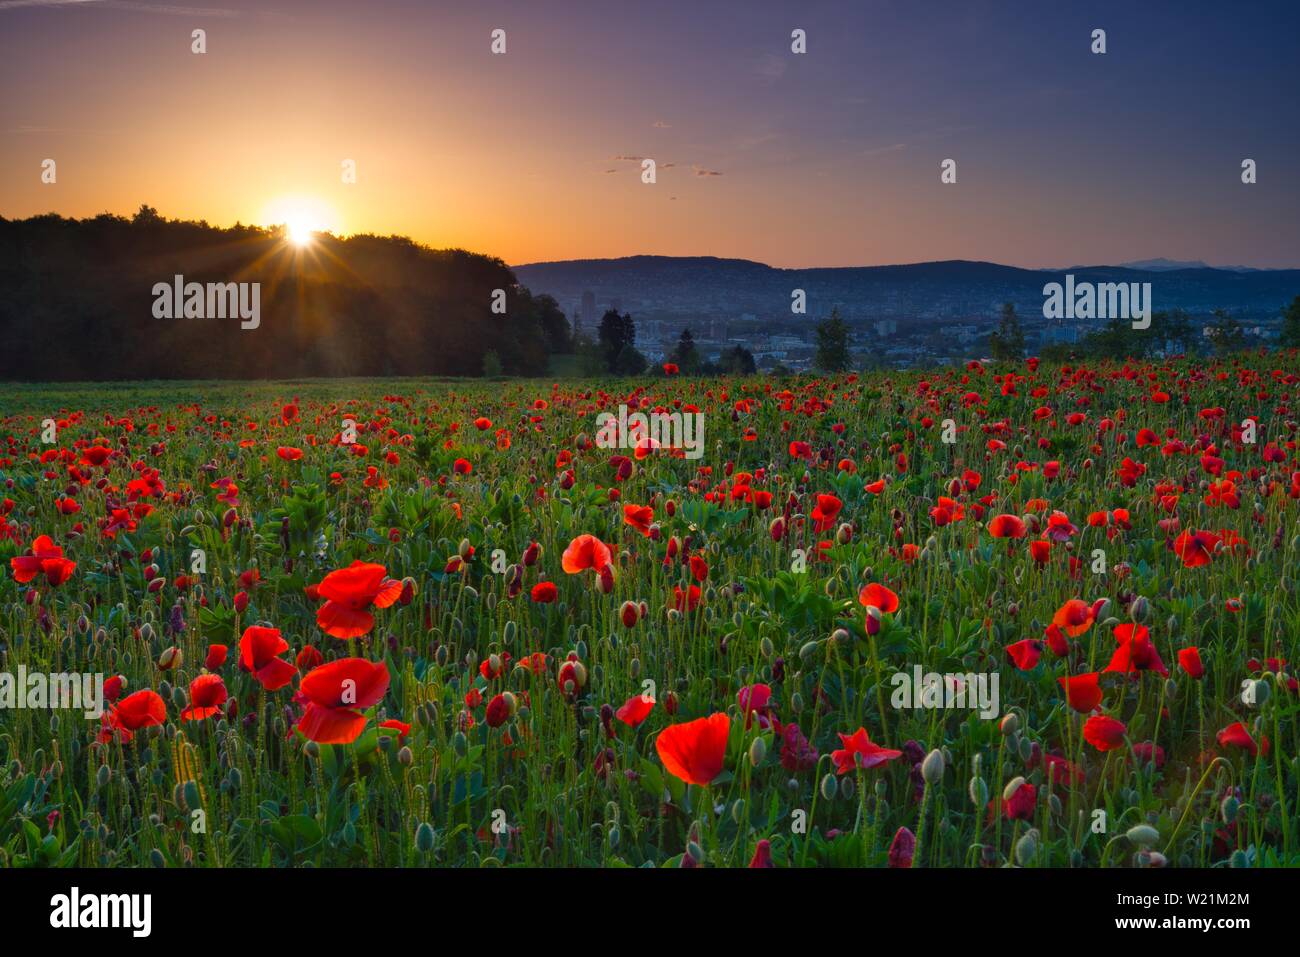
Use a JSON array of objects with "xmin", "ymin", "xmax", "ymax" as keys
[{"xmin": 2, "ymin": 0, "xmax": 1298, "ymax": 269}]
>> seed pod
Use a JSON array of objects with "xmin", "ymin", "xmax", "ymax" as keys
[
  {"xmin": 1014, "ymin": 828, "xmax": 1038, "ymax": 866},
  {"xmin": 415, "ymin": 822, "xmax": 435, "ymax": 852},
  {"xmin": 820, "ymin": 773, "xmax": 837, "ymax": 801},
  {"xmin": 921, "ymin": 748, "xmax": 945, "ymax": 785},
  {"xmin": 1002, "ymin": 775, "xmax": 1026, "ymax": 801}
]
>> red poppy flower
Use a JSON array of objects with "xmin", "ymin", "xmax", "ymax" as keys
[
  {"xmin": 1177, "ymin": 646, "xmax": 1204, "ymax": 679},
  {"xmin": 1058, "ymin": 672, "xmax": 1103, "ymax": 713},
  {"xmin": 623, "ymin": 504, "xmax": 654, "ymax": 537},
  {"xmin": 1173, "ymin": 530, "xmax": 1220, "ymax": 568},
  {"xmin": 1006, "ymin": 639, "xmax": 1043, "ymax": 671},
  {"xmin": 1105, "ymin": 623, "xmax": 1169, "ymax": 677},
  {"xmin": 988, "ymin": 514, "xmax": 1027, "ymax": 538},
  {"xmin": 615, "ymin": 693, "xmax": 655, "ymax": 727},
  {"xmin": 100, "ymin": 689, "xmax": 166, "ymax": 743},
  {"xmin": 296, "ymin": 645, "xmax": 324, "ymax": 671},
  {"xmin": 672, "ymin": 584, "xmax": 701, "ymax": 612},
  {"xmin": 1082, "ymin": 714, "xmax": 1127, "ymax": 751},
  {"xmin": 181, "ymin": 673, "xmax": 228, "ymax": 721},
  {"xmin": 655, "ymin": 712, "xmax": 730, "ymax": 785},
  {"xmin": 238, "ymin": 625, "xmax": 298, "ymax": 691},
  {"xmin": 831, "ymin": 727, "xmax": 903, "ymax": 774},
  {"xmin": 10, "ymin": 535, "xmax": 76, "ymax": 587},
  {"xmin": 313, "ymin": 561, "xmax": 402, "ymax": 639},
  {"xmin": 296, "ymin": 657, "xmax": 390, "ymax": 745},
  {"xmin": 810, "ymin": 494, "xmax": 843, "ymax": 532},
  {"xmin": 204, "ymin": 644, "xmax": 228, "ymax": 670},
  {"xmin": 858, "ymin": 582, "xmax": 899, "ymax": 613},
  {"xmin": 1217, "ymin": 721, "xmax": 1267, "ymax": 757},
  {"xmin": 379, "ymin": 718, "xmax": 411, "ymax": 740},
  {"xmin": 562, "ymin": 534, "xmax": 612, "ymax": 574},
  {"xmin": 530, "ymin": 581, "xmax": 558, "ymax": 603},
  {"xmin": 1052, "ymin": 598, "xmax": 1095, "ymax": 637}
]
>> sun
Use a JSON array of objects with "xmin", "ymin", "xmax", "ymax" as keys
[
  {"xmin": 260, "ymin": 195, "xmax": 339, "ymax": 248},
  {"xmin": 286, "ymin": 216, "xmax": 315, "ymax": 247}
]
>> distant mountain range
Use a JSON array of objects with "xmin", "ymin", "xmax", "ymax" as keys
[
  {"xmin": 1114, "ymin": 258, "xmax": 1265, "ymax": 273},
  {"xmin": 512, "ymin": 256, "xmax": 1300, "ymax": 326}
]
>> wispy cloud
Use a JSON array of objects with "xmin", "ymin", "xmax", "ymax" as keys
[
  {"xmin": 861, "ymin": 143, "xmax": 907, "ymax": 158},
  {"xmin": 0, "ymin": 0, "xmax": 244, "ymax": 17}
]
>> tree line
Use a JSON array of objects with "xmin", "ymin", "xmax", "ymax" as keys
[{"xmin": 0, "ymin": 207, "xmax": 571, "ymax": 381}]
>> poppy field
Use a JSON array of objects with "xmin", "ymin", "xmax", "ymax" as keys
[{"xmin": 1, "ymin": 359, "xmax": 1297, "ymax": 870}]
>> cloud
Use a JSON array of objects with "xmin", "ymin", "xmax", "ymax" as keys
[
  {"xmin": 611, "ymin": 154, "xmax": 644, "ymax": 162},
  {"xmin": 0, "ymin": 0, "xmax": 248, "ymax": 17},
  {"xmin": 861, "ymin": 143, "xmax": 907, "ymax": 158},
  {"xmin": 692, "ymin": 165, "xmax": 722, "ymax": 177},
  {"xmin": 652, "ymin": 120, "xmax": 671, "ymax": 128}
]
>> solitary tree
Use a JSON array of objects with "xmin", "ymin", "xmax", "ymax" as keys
[
  {"xmin": 1280, "ymin": 296, "xmax": 1300, "ymax": 348},
  {"xmin": 814, "ymin": 308, "xmax": 852, "ymax": 372},
  {"xmin": 669, "ymin": 328, "xmax": 701, "ymax": 373},
  {"xmin": 597, "ymin": 309, "xmax": 636, "ymax": 372},
  {"xmin": 989, "ymin": 302, "xmax": 1025, "ymax": 360},
  {"xmin": 719, "ymin": 344, "xmax": 757, "ymax": 375}
]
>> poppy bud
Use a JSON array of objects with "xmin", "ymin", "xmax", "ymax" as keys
[
  {"xmin": 1126, "ymin": 824, "xmax": 1160, "ymax": 845},
  {"xmin": 749, "ymin": 737, "xmax": 767, "ymax": 767},
  {"xmin": 968, "ymin": 776, "xmax": 989, "ymax": 807},
  {"xmin": 1014, "ymin": 828, "xmax": 1039, "ymax": 866},
  {"xmin": 768, "ymin": 516, "xmax": 785, "ymax": 541},
  {"xmin": 865, "ymin": 605, "xmax": 882, "ymax": 636},
  {"xmin": 820, "ymin": 773, "xmax": 837, "ymax": 801},
  {"xmin": 597, "ymin": 565, "xmax": 615, "ymax": 594},
  {"xmin": 1002, "ymin": 775, "xmax": 1027, "ymax": 801},
  {"xmin": 831, "ymin": 628, "xmax": 851, "ymax": 646},
  {"xmin": 921, "ymin": 748, "xmax": 945, "ymax": 784},
  {"xmin": 1128, "ymin": 595, "xmax": 1150, "ymax": 622},
  {"xmin": 415, "ymin": 822, "xmax": 435, "ymax": 852},
  {"xmin": 1000, "ymin": 713, "xmax": 1019, "ymax": 736},
  {"xmin": 157, "ymin": 646, "xmax": 182, "ymax": 671},
  {"xmin": 836, "ymin": 522, "xmax": 853, "ymax": 544},
  {"xmin": 222, "ymin": 507, "xmax": 237, "ymax": 527},
  {"xmin": 233, "ymin": 590, "xmax": 249, "ymax": 613},
  {"xmin": 620, "ymin": 600, "xmax": 639, "ymax": 628}
]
